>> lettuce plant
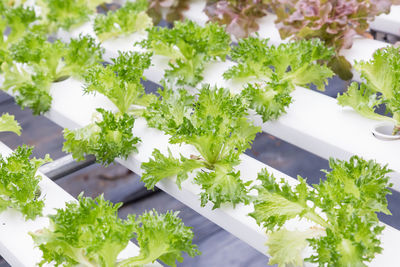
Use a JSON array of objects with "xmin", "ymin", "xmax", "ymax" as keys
[
  {"xmin": 142, "ymin": 84, "xmax": 260, "ymax": 208},
  {"xmin": 0, "ymin": 113, "xmax": 21, "ymax": 135},
  {"xmin": 140, "ymin": 20, "xmax": 231, "ymax": 86},
  {"xmin": 63, "ymin": 52, "xmax": 154, "ymax": 165},
  {"xmin": 250, "ymin": 156, "xmax": 392, "ymax": 266},
  {"xmin": 204, "ymin": 0, "xmax": 270, "ymax": 38},
  {"xmin": 338, "ymin": 46, "xmax": 400, "ymax": 134},
  {"xmin": 272, "ymin": 0, "xmax": 393, "ymax": 80},
  {"xmin": 0, "ymin": 145, "xmax": 51, "ymax": 220},
  {"xmin": 94, "ymin": 0, "xmax": 152, "ymax": 41},
  {"xmin": 31, "ymin": 194, "xmax": 199, "ymax": 266},
  {"xmin": 2, "ymin": 34, "xmax": 103, "ymax": 115},
  {"xmin": 224, "ymin": 36, "xmax": 334, "ymax": 122}
]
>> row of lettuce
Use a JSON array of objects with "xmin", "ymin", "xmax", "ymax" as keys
[{"xmin": 0, "ymin": 0, "xmax": 399, "ymax": 266}]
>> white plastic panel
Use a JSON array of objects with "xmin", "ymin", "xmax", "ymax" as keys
[
  {"xmin": 0, "ymin": 142, "xmax": 159, "ymax": 266},
  {"xmin": 371, "ymin": 6, "xmax": 400, "ymax": 36}
]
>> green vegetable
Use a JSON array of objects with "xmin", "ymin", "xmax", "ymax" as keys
[
  {"xmin": 0, "ymin": 145, "xmax": 51, "ymax": 220},
  {"xmin": 38, "ymin": 0, "xmax": 108, "ymax": 31},
  {"xmin": 31, "ymin": 194, "xmax": 199, "ymax": 266},
  {"xmin": 338, "ymin": 46, "xmax": 400, "ymax": 134},
  {"xmin": 119, "ymin": 209, "xmax": 200, "ymax": 267},
  {"xmin": 224, "ymin": 37, "xmax": 334, "ymax": 122},
  {"xmin": 94, "ymin": 0, "xmax": 152, "ymax": 41},
  {"xmin": 63, "ymin": 108, "xmax": 140, "ymax": 165},
  {"xmin": 0, "ymin": 113, "xmax": 21, "ymax": 135},
  {"xmin": 140, "ymin": 20, "xmax": 231, "ymax": 86},
  {"xmin": 250, "ymin": 156, "xmax": 392, "ymax": 266},
  {"xmin": 0, "ymin": 5, "xmax": 37, "ymax": 50},
  {"xmin": 2, "ymin": 34, "xmax": 103, "ymax": 115},
  {"xmin": 84, "ymin": 51, "xmax": 155, "ymax": 114},
  {"xmin": 142, "ymin": 85, "xmax": 260, "ymax": 208}
]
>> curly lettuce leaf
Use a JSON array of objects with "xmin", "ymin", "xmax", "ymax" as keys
[
  {"xmin": 337, "ymin": 82, "xmax": 395, "ymax": 123},
  {"xmin": 141, "ymin": 148, "xmax": 203, "ymax": 190},
  {"xmin": 94, "ymin": 0, "xmax": 152, "ymax": 41},
  {"xmin": 39, "ymin": 0, "xmax": 91, "ymax": 31},
  {"xmin": 4, "ymin": 34, "xmax": 103, "ymax": 114},
  {"xmin": 241, "ymin": 79, "xmax": 292, "ymax": 122},
  {"xmin": 339, "ymin": 46, "xmax": 400, "ymax": 128},
  {"xmin": 251, "ymin": 156, "xmax": 392, "ymax": 266},
  {"xmin": 0, "ymin": 145, "xmax": 51, "ymax": 220},
  {"xmin": 194, "ymin": 168, "xmax": 250, "ymax": 208},
  {"xmin": 31, "ymin": 194, "xmax": 134, "ymax": 266},
  {"xmin": 0, "ymin": 113, "xmax": 21, "ymax": 135},
  {"xmin": 119, "ymin": 209, "xmax": 200, "ymax": 267},
  {"xmin": 142, "ymin": 85, "xmax": 257, "ymax": 208},
  {"xmin": 143, "ymin": 85, "xmax": 194, "ymax": 133},
  {"xmin": 62, "ymin": 35, "xmax": 104, "ymax": 79},
  {"xmin": 0, "ymin": 5, "xmax": 37, "ymax": 50},
  {"xmin": 63, "ymin": 108, "xmax": 140, "ymax": 165},
  {"xmin": 84, "ymin": 51, "xmax": 154, "ymax": 114},
  {"xmin": 142, "ymin": 21, "xmax": 231, "ymax": 86},
  {"xmin": 225, "ymin": 37, "xmax": 334, "ymax": 90},
  {"xmin": 225, "ymin": 37, "xmax": 333, "ymax": 121}
]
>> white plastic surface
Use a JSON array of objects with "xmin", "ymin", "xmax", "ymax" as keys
[
  {"xmin": 0, "ymin": 142, "xmax": 159, "ymax": 267},
  {"xmin": 371, "ymin": 6, "xmax": 400, "ymax": 36}
]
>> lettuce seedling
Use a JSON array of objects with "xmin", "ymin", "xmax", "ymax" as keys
[
  {"xmin": 0, "ymin": 5, "xmax": 37, "ymax": 50},
  {"xmin": 63, "ymin": 108, "xmax": 140, "ymax": 165},
  {"xmin": 250, "ymin": 156, "xmax": 392, "ymax": 266},
  {"xmin": 0, "ymin": 113, "xmax": 21, "ymax": 135},
  {"xmin": 83, "ymin": 51, "xmax": 155, "ymax": 114},
  {"xmin": 142, "ymin": 84, "xmax": 261, "ymax": 208},
  {"xmin": 31, "ymin": 194, "xmax": 199, "ymax": 266},
  {"xmin": 0, "ymin": 145, "xmax": 51, "ymax": 220},
  {"xmin": 2, "ymin": 33, "xmax": 103, "ymax": 115},
  {"xmin": 119, "ymin": 210, "xmax": 200, "ymax": 266},
  {"xmin": 38, "ymin": 0, "xmax": 111, "ymax": 32},
  {"xmin": 204, "ymin": 0, "xmax": 269, "ymax": 38},
  {"xmin": 338, "ymin": 46, "xmax": 400, "ymax": 134},
  {"xmin": 94, "ymin": 0, "xmax": 152, "ymax": 41},
  {"xmin": 224, "ymin": 37, "xmax": 334, "ymax": 122},
  {"xmin": 140, "ymin": 20, "xmax": 231, "ymax": 86},
  {"xmin": 64, "ymin": 52, "xmax": 153, "ymax": 165},
  {"xmin": 272, "ymin": 0, "xmax": 393, "ymax": 80}
]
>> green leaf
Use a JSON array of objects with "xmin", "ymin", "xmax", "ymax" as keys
[
  {"xmin": 40, "ymin": 0, "xmax": 92, "ymax": 31},
  {"xmin": 194, "ymin": 167, "xmax": 250, "ymax": 209},
  {"xmin": 63, "ymin": 108, "xmax": 141, "ymax": 166},
  {"xmin": 119, "ymin": 210, "xmax": 200, "ymax": 267},
  {"xmin": 31, "ymin": 194, "xmax": 134, "ymax": 266},
  {"xmin": 142, "ymin": 20, "xmax": 230, "ymax": 86},
  {"xmin": 94, "ymin": 0, "xmax": 152, "ymax": 41},
  {"xmin": 240, "ymin": 79, "xmax": 292, "ymax": 122},
  {"xmin": 84, "ymin": 51, "xmax": 155, "ymax": 114},
  {"xmin": 0, "ymin": 145, "xmax": 51, "ymax": 220},
  {"xmin": 337, "ymin": 82, "xmax": 395, "ymax": 124},
  {"xmin": 141, "ymin": 148, "xmax": 204, "ymax": 190},
  {"xmin": 267, "ymin": 228, "xmax": 324, "ymax": 267},
  {"xmin": 0, "ymin": 113, "xmax": 21, "ymax": 135},
  {"xmin": 250, "ymin": 156, "xmax": 392, "ymax": 266}
]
